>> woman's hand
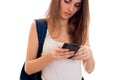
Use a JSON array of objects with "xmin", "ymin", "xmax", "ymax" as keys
[
  {"xmin": 49, "ymin": 46, "xmax": 74, "ymax": 60},
  {"xmin": 73, "ymin": 45, "xmax": 95, "ymax": 73},
  {"xmin": 72, "ymin": 45, "xmax": 92, "ymax": 61}
]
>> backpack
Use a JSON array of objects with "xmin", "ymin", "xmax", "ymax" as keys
[{"xmin": 20, "ymin": 19, "xmax": 47, "ymax": 80}]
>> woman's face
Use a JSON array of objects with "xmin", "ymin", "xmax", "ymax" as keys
[{"xmin": 59, "ymin": 0, "xmax": 81, "ymax": 20}]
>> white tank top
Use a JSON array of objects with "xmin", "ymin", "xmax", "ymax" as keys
[{"xmin": 41, "ymin": 30, "xmax": 82, "ymax": 80}]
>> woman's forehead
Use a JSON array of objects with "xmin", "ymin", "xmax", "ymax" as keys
[{"xmin": 68, "ymin": 0, "xmax": 82, "ymax": 3}]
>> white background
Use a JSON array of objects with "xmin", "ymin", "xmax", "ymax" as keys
[{"xmin": 0, "ymin": 0, "xmax": 120, "ymax": 80}]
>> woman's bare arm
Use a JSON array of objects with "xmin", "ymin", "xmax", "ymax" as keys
[
  {"xmin": 82, "ymin": 40, "xmax": 95, "ymax": 74},
  {"xmin": 25, "ymin": 21, "xmax": 53, "ymax": 75}
]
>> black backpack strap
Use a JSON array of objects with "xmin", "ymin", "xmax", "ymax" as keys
[
  {"xmin": 35, "ymin": 19, "xmax": 47, "ymax": 58},
  {"xmin": 34, "ymin": 19, "xmax": 47, "ymax": 80}
]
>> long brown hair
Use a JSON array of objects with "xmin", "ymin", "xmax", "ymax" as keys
[
  {"xmin": 46, "ymin": 0, "xmax": 90, "ymax": 45},
  {"xmin": 45, "ymin": 0, "xmax": 60, "ymax": 28}
]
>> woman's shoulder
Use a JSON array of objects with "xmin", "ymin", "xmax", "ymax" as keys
[
  {"xmin": 28, "ymin": 18, "xmax": 47, "ymax": 39},
  {"xmin": 29, "ymin": 18, "xmax": 47, "ymax": 30}
]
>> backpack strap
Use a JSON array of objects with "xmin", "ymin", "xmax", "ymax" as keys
[
  {"xmin": 35, "ymin": 19, "xmax": 47, "ymax": 58},
  {"xmin": 33, "ymin": 19, "xmax": 47, "ymax": 80}
]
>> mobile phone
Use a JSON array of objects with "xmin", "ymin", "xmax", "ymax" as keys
[{"xmin": 62, "ymin": 43, "xmax": 80, "ymax": 59}]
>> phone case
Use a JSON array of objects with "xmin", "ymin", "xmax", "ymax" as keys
[{"xmin": 62, "ymin": 43, "xmax": 80, "ymax": 59}]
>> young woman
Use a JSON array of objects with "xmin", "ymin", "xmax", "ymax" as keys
[{"xmin": 25, "ymin": 0, "xmax": 95, "ymax": 80}]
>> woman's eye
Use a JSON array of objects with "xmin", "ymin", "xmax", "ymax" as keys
[
  {"xmin": 75, "ymin": 3, "xmax": 81, "ymax": 8},
  {"xmin": 64, "ymin": 0, "xmax": 71, "ymax": 3}
]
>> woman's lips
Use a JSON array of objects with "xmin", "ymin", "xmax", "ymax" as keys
[{"xmin": 64, "ymin": 12, "xmax": 72, "ymax": 17}]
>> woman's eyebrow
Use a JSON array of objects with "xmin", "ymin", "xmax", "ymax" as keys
[{"xmin": 75, "ymin": 1, "xmax": 81, "ymax": 4}]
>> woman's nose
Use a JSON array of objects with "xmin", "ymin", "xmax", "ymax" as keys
[{"xmin": 68, "ymin": 5, "xmax": 74, "ymax": 12}]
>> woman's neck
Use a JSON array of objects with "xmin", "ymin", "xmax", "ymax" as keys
[{"xmin": 58, "ymin": 18, "xmax": 69, "ymax": 27}]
